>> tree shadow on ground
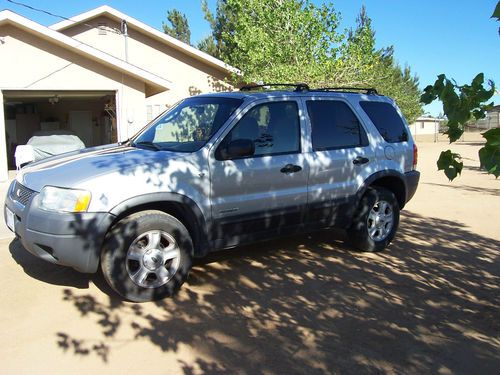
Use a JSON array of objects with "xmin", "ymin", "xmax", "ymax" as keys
[
  {"xmin": 423, "ymin": 182, "xmax": 500, "ymax": 196},
  {"xmin": 12, "ymin": 211, "xmax": 500, "ymax": 374}
]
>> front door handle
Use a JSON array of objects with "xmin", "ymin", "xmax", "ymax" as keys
[
  {"xmin": 353, "ymin": 156, "xmax": 370, "ymax": 165},
  {"xmin": 280, "ymin": 164, "xmax": 302, "ymax": 174}
]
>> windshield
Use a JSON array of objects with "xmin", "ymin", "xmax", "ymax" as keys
[{"xmin": 132, "ymin": 97, "xmax": 243, "ymax": 152}]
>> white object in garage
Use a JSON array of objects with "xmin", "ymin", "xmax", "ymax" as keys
[
  {"xmin": 15, "ymin": 131, "xmax": 86, "ymax": 169},
  {"xmin": 14, "ymin": 145, "xmax": 35, "ymax": 169}
]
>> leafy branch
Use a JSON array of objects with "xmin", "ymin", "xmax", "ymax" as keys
[
  {"xmin": 419, "ymin": 2, "xmax": 500, "ymax": 181},
  {"xmin": 421, "ymin": 74, "xmax": 495, "ymax": 142},
  {"xmin": 420, "ymin": 73, "xmax": 497, "ymax": 180}
]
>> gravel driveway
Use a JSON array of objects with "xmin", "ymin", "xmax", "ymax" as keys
[{"xmin": 1, "ymin": 134, "xmax": 498, "ymax": 374}]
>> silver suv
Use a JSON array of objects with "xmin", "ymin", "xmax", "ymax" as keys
[{"xmin": 4, "ymin": 84, "xmax": 419, "ymax": 302}]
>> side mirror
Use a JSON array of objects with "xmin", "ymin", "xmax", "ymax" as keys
[{"xmin": 224, "ymin": 139, "xmax": 255, "ymax": 159}]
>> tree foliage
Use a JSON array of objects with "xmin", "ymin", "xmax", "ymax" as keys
[
  {"xmin": 493, "ymin": 1, "xmax": 500, "ymax": 35},
  {"xmin": 342, "ymin": 10, "xmax": 422, "ymax": 122},
  {"xmin": 421, "ymin": 74, "xmax": 497, "ymax": 180},
  {"xmin": 421, "ymin": 74, "xmax": 495, "ymax": 142},
  {"xmin": 420, "ymin": 1, "xmax": 499, "ymax": 180},
  {"xmin": 162, "ymin": 9, "xmax": 191, "ymax": 45},
  {"xmin": 200, "ymin": 1, "xmax": 422, "ymax": 123},
  {"xmin": 436, "ymin": 150, "xmax": 463, "ymax": 181},
  {"xmin": 199, "ymin": 0, "xmax": 239, "ymax": 58}
]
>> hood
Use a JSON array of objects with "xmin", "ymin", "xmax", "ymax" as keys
[{"xmin": 18, "ymin": 144, "xmax": 182, "ymax": 192}]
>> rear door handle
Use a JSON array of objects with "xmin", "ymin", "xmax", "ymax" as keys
[
  {"xmin": 353, "ymin": 156, "xmax": 370, "ymax": 165},
  {"xmin": 280, "ymin": 164, "xmax": 302, "ymax": 174}
]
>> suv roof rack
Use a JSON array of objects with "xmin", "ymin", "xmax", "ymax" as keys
[
  {"xmin": 312, "ymin": 87, "xmax": 378, "ymax": 95},
  {"xmin": 240, "ymin": 83, "xmax": 310, "ymax": 92}
]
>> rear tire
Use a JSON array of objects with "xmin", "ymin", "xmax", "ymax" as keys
[
  {"xmin": 347, "ymin": 186, "xmax": 400, "ymax": 252},
  {"xmin": 100, "ymin": 210, "xmax": 193, "ymax": 302}
]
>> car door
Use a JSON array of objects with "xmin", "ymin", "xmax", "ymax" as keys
[
  {"xmin": 209, "ymin": 99, "xmax": 309, "ymax": 247},
  {"xmin": 303, "ymin": 97, "xmax": 374, "ymax": 227}
]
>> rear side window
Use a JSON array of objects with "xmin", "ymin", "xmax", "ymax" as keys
[
  {"xmin": 360, "ymin": 101, "xmax": 408, "ymax": 143},
  {"xmin": 306, "ymin": 100, "xmax": 366, "ymax": 150}
]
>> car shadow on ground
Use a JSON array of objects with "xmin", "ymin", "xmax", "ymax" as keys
[
  {"xmin": 9, "ymin": 239, "xmax": 90, "ymax": 289},
  {"xmin": 10, "ymin": 211, "xmax": 500, "ymax": 374}
]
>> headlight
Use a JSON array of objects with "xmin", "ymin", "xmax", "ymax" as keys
[{"xmin": 39, "ymin": 186, "xmax": 91, "ymax": 213}]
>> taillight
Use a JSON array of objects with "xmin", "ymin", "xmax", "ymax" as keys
[{"xmin": 413, "ymin": 143, "xmax": 418, "ymax": 170}]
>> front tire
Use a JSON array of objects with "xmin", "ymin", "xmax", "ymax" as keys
[
  {"xmin": 100, "ymin": 210, "xmax": 193, "ymax": 302},
  {"xmin": 347, "ymin": 187, "xmax": 400, "ymax": 252}
]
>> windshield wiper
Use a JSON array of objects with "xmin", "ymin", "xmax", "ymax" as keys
[{"xmin": 132, "ymin": 141, "xmax": 161, "ymax": 151}]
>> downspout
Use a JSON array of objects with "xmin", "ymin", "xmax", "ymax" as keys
[
  {"xmin": 120, "ymin": 19, "xmax": 129, "ymax": 141},
  {"xmin": 121, "ymin": 19, "xmax": 129, "ymax": 62}
]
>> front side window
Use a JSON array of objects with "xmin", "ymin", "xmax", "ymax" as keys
[
  {"xmin": 307, "ymin": 100, "xmax": 365, "ymax": 150},
  {"xmin": 221, "ymin": 101, "xmax": 300, "ymax": 157},
  {"xmin": 133, "ymin": 97, "xmax": 242, "ymax": 152}
]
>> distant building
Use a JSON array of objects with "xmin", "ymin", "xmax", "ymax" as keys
[
  {"xmin": 471, "ymin": 104, "xmax": 500, "ymax": 130},
  {"xmin": 408, "ymin": 116, "xmax": 444, "ymax": 136}
]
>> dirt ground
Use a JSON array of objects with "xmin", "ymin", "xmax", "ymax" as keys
[{"xmin": 0, "ymin": 134, "xmax": 498, "ymax": 375}]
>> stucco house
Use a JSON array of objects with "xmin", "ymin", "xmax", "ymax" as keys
[
  {"xmin": 0, "ymin": 5, "xmax": 236, "ymax": 181},
  {"xmin": 408, "ymin": 116, "xmax": 444, "ymax": 138}
]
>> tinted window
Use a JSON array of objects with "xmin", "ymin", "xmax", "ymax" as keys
[
  {"xmin": 221, "ymin": 101, "xmax": 300, "ymax": 157},
  {"xmin": 360, "ymin": 101, "xmax": 408, "ymax": 143},
  {"xmin": 307, "ymin": 100, "xmax": 364, "ymax": 150}
]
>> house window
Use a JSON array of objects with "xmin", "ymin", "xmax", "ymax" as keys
[
  {"xmin": 146, "ymin": 105, "xmax": 153, "ymax": 121},
  {"xmin": 98, "ymin": 23, "xmax": 107, "ymax": 35},
  {"xmin": 420, "ymin": 122, "xmax": 425, "ymax": 129}
]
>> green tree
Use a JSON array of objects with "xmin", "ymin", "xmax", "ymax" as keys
[
  {"xmin": 340, "ymin": 8, "xmax": 422, "ymax": 122},
  {"xmin": 201, "ymin": 1, "xmax": 422, "ymax": 123},
  {"xmin": 197, "ymin": 35, "xmax": 218, "ymax": 56},
  {"xmin": 199, "ymin": 0, "xmax": 240, "ymax": 58},
  {"xmin": 162, "ymin": 9, "xmax": 191, "ymax": 45}
]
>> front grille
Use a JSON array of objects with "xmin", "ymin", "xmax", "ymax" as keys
[{"xmin": 11, "ymin": 181, "xmax": 36, "ymax": 206}]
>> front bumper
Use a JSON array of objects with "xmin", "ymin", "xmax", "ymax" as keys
[{"xmin": 4, "ymin": 181, "xmax": 115, "ymax": 273}]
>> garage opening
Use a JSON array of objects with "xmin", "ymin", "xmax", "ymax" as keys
[{"xmin": 3, "ymin": 90, "xmax": 117, "ymax": 169}]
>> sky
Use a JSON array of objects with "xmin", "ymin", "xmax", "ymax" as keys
[{"xmin": 1, "ymin": 0, "xmax": 499, "ymax": 116}]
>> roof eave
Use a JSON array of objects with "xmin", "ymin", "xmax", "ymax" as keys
[
  {"xmin": 49, "ymin": 5, "xmax": 240, "ymax": 75},
  {"xmin": 0, "ymin": 10, "xmax": 172, "ymax": 95}
]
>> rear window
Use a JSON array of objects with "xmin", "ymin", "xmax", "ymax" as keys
[{"xmin": 360, "ymin": 101, "xmax": 408, "ymax": 143}]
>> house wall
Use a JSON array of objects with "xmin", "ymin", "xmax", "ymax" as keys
[
  {"xmin": 0, "ymin": 91, "xmax": 7, "ymax": 181},
  {"xmin": 0, "ymin": 23, "xmax": 153, "ymax": 180},
  {"xmin": 409, "ymin": 119, "xmax": 441, "ymax": 136},
  {"xmin": 60, "ymin": 15, "xmax": 233, "ymax": 109},
  {"xmin": 0, "ymin": 24, "xmax": 148, "ymax": 135},
  {"xmin": 472, "ymin": 111, "xmax": 500, "ymax": 130}
]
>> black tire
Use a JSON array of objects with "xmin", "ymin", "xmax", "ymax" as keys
[
  {"xmin": 347, "ymin": 186, "xmax": 400, "ymax": 252},
  {"xmin": 100, "ymin": 210, "xmax": 193, "ymax": 302}
]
